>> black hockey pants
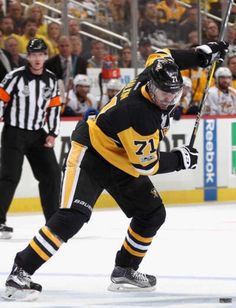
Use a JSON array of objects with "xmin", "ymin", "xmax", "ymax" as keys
[{"xmin": 15, "ymin": 141, "xmax": 165, "ymax": 274}]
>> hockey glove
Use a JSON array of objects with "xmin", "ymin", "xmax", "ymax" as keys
[
  {"xmin": 172, "ymin": 145, "xmax": 198, "ymax": 170},
  {"xmin": 195, "ymin": 41, "xmax": 229, "ymax": 67}
]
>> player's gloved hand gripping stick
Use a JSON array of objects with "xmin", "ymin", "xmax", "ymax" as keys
[{"xmin": 188, "ymin": 0, "xmax": 234, "ymax": 148}]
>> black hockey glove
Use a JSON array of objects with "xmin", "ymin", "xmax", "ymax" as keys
[
  {"xmin": 172, "ymin": 145, "xmax": 198, "ymax": 170},
  {"xmin": 195, "ymin": 41, "xmax": 229, "ymax": 67}
]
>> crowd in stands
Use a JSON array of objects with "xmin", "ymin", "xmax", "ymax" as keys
[{"xmin": 0, "ymin": 0, "xmax": 236, "ymax": 117}]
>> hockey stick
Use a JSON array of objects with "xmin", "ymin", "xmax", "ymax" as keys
[{"xmin": 188, "ymin": 0, "xmax": 234, "ymax": 147}]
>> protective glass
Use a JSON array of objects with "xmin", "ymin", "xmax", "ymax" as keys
[{"xmin": 149, "ymin": 81, "xmax": 183, "ymax": 109}]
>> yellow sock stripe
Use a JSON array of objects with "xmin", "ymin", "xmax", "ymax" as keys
[
  {"xmin": 128, "ymin": 226, "xmax": 153, "ymax": 244},
  {"xmin": 30, "ymin": 240, "xmax": 50, "ymax": 261},
  {"xmin": 123, "ymin": 240, "xmax": 146, "ymax": 258},
  {"xmin": 41, "ymin": 226, "xmax": 62, "ymax": 248}
]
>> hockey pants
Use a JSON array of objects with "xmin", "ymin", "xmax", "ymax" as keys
[{"xmin": 15, "ymin": 141, "xmax": 166, "ymax": 274}]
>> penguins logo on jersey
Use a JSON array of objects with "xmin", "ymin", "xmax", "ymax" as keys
[
  {"xmin": 150, "ymin": 188, "xmax": 159, "ymax": 198},
  {"xmin": 140, "ymin": 154, "xmax": 155, "ymax": 163}
]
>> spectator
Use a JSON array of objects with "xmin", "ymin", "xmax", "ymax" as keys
[
  {"xmin": 139, "ymin": 1, "xmax": 162, "ymax": 37},
  {"xmin": 68, "ymin": 18, "xmax": 80, "ymax": 36},
  {"xmin": 228, "ymin": 55, "xmax": 236, "ymax": 88},
  {"xmin": 208, "ymin": 0, "xmax": 221, "ymax": 18},
  {"xmin": 45, "ymin": 35, "xmax": 87, "ymax": 105},
  {"xmin": 137, "ymin": 37, "xmax": 152, "ymax": 68},
  {"xmin": 47, "ymin": 0, "xmax": 62, "ymax": 18},
  {"xmin": 204, "ymin": 67, "xmax": 236, "ymax": 115},
  {"xmin": 118, "ymin": 46, "xmax": 132, "ymax": 68},
  {"xmin": 63, "ymin": 74, "xmax": 98, "ymax": 117},
  {"xmin": 178, "ymin": 5, "xmax": 198, "ymax": 43},
  {"xmin": 69, "ymin": 35, "xmax": 87, "ymax": 74},
  {"xmin": 108, "ymin": 0, "xmax": 130, "ymax": 34},
  {"xmin": 68, "ymin": 1, "xmax": 92, "ymax": 19},
  {"xmin": 0, "ymin": 0, "xmax": 4, "ymax": 20},
  {"xmin": 174, "ymin": 76, "xmax": 192, "ymax": 119},
  {"xmin": 70, "ymin": 35, "xmax": 83, "ymax": 56},
  {"xmin": 226, "ymin": 26, "xmax": 236, "ymax": 57},
  {"xmin": 0, "ymin": 16, "xmax": 21, "ymax": 44},
  {"xmin": 47, "ymin": 22, "xmax": 62, "ymax": 56},
  {"xmin": 7, "ymin": 0, "xmax": 24, "ymax": 35},
  {"xmin": 96, "ymin": 7, "xmax": 110, "ymax": 28},
  {"xmin": 25, "ymin": 4, "xmax": 48, "ymax": 37},
  {"xmin": 157, "ymin": 0, "xmax": 186, "ymax": 23},
  {"xmin": 0, "ymin": 30, "xmax": 13, "ymax": 82},
  {"xmin": 181, "ymin": 66, "xmax": 208, "ymax": 114},
  {"xmin": 4, "ymin": 36, "xmax": 28, "ymax": 68},
  {"xmin": 98, "ymin": 78, "xmax": 123, "ymax": 110},
  {"xmin": 185, "ymin": 30, "xmax": 199, "ymax": 48},
  {"xmin": 87, "ymin": 40, "xmax": 107, "ymax": 68},
  {"xmin": 202, "ymin": 20, "xmax": 219, "ymax": 43},
  {"xmin": 156, "ymin": 0, "xmax": 186, "ymax": 40},
  {"xmin": 68, "ymin": 18, "xmax": 91, "ymax": 59},
  {"xmin": 46, "ymin": 35, "xmax": 87, "ymax": 84},
  {"xmin": 18, "ymin": 18, "xmax": 54, "ymax": 56}
]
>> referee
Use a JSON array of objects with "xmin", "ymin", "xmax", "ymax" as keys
[{"xmin": 0, "ymin": 38, "xmax": 62, "ymax": 239}]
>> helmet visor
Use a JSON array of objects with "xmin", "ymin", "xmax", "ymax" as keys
[{"xmin": 149, "ymin": 81, "xmax": 183, "ymax": 109}]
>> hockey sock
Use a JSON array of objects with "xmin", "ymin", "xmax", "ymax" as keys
[
  {"xmin": 115, "ymin": 224, "xmax": 154, "ymax": 270},
  {"xmin": 15, "ymin": 225, "xmax": 63, "ymax": 275},
  {"xmin": 115, "ymin": 203, "xmax": 166, "ymax": 270},
  {"xmin": 14, "ymin": 209, "xmax": 88, "ymax": 275}
]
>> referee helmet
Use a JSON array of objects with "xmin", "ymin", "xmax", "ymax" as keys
[{"xmin": 27, "ymin": 38, "xmax": 48, "ymax": 54}]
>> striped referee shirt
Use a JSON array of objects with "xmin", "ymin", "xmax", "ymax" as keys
[{"xmin": 0, "ymin": 65, "xmax": 61, "ymax": 136}]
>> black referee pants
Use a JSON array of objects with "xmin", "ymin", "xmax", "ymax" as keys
[{"xmin": 0, "ymin": 125, "xmax": 61, "ymax": 224}]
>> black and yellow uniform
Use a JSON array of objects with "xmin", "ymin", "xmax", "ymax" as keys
[
  {"xmin": 14, "ymin": 48, "xmax": 207, "ymax": 274},
  {"xmin": 0, "ymin": 64, "xmax": 62, "ymax": 225}
]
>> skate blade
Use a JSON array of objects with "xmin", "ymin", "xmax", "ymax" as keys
[
  {"xmin": 108, "ymin": 282, "xmax": 156, "ymax": 292},
  {"xmin": 0, "ymin": 232, "xmax": 12, "ymax": 239},
  {"xmin": 2, "ymin": 287, "xmax": 41, "ymax": 301}
]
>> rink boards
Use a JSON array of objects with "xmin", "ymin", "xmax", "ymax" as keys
[{"xmin": 0, "ymin": 115, "xmax": 235, "ymax": 213}]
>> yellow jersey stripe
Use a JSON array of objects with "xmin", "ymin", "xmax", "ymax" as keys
[
  {"xmin": 30, "ymin": 240, "xmax": 50, "ymax": 261},
  {"xmin": 61, "ymin": 141, "xmax": 87, "ymax": 208},
  {"xmin": 141, "ymin": 85, "xmax": 152, "ymax": 102},
  {"xmin": 41, "ymin": 226, "xmax": 62, "ymax": 248},
  {"xmin": 128, "ymin": 226, "xmax": 153, "ymax": 243},
  {"xmin": 123, "ymin": 240, "xmax": 146, "ymax": 257},
  {"xmin": 88, "ymin": 120, "xmax": 140, "ymax": 177}
]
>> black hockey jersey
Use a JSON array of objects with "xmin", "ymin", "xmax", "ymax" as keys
[{"xmin": 74, "ymin": 48, "xmax": 205, "ymax": 177}]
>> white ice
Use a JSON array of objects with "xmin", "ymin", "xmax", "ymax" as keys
[{"xmin": 0, "ymin": 202, "xmax": 236, "ymax": 308}]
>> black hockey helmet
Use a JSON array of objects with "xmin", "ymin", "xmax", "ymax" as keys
[
  {"xmin": 27, "ymin": 38, "xmax": 48, "ymax": 54},
  {"xmin": 149, "ymin": 58, "xmax": 183, "ymax": 93},
  {"xmin": 148, "ymin": 59, "xmax": 183, "ymax": 109}
]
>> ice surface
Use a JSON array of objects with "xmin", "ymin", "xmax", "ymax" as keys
[{"xmin": 0, "ymin": 202, "xmax": 236, "ymax": 307}]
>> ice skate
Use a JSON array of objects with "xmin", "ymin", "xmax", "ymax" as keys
[
  {"xmin": 108, "ymin": 266, "xmax": 156, "ymax": 292},
  {"xmin": 0, "ymin": 223, "xmax": 13, "ymax": 239},
  {"xmin": 2, "ymin": 264, "xmax": 42, "ymax": 301}
]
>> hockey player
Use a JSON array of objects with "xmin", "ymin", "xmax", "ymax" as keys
[
  {"xmin": 203, "ymin": 66, "xmax": 236, "ymax": 115},
  {"xmin": 98, "ymin": 78, "xmax": 123, "ymax": 110},
  {"xmin": 2, "ymin": 41, "xmax": 228, "ymax": 301}
]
